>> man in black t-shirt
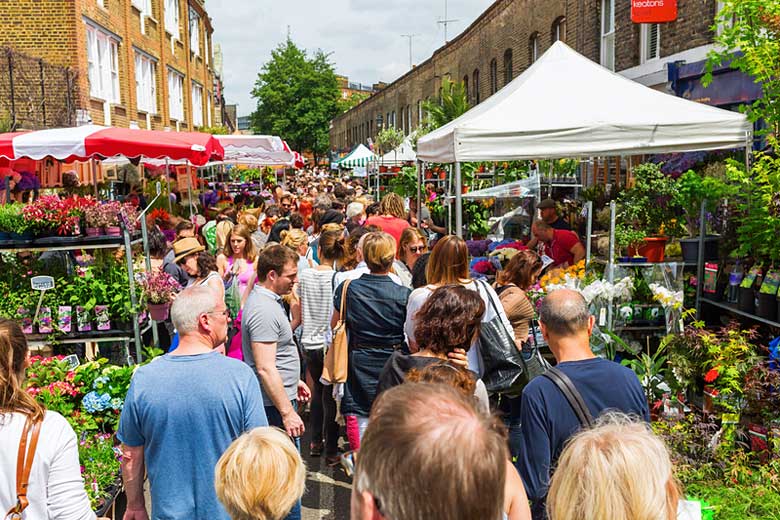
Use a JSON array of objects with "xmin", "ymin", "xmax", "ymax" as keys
[
  {"xmin": 526, "ymin": 198, "xmax": 570, "ymax": 249},
  {"xmin": 517, "ymin": 289, "xmax": 649, "ymax": 519}
]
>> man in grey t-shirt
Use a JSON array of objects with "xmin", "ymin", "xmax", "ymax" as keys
[{"xmin": 242, "ymin": 244, "xmax": 310, "ymax": 436}]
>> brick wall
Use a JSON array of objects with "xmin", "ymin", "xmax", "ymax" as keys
[
  {"xmin": 331, "ymin": 0, "xmax": 719, "ymax": 152},
  {"xmin": 0, "ymin": 0, "xmax": 216, "ymax": 131}
]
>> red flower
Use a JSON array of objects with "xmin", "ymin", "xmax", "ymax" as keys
[{"xmin": 704, "ymin": 368, "xmax": 720, "ymax": 383}]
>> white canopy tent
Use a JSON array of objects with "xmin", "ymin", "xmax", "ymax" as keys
[
  {"xmin": 380, "ymin": 136, "xmax": 416, "ymax": 165},
  {"xmin": 416, "ymin": 41, "xmax": 752, "ymax": 236}
]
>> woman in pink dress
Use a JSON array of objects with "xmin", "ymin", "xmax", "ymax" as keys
[{"xmin": 216, "ymin": 224, "xmax": 258, "ymax": 360}]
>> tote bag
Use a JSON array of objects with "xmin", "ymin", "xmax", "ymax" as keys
[{"xmin": 322, "ymin": 279, "xmax": 351, "ymax": 384}]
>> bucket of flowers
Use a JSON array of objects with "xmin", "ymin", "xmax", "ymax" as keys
[{"xmin": 136, "ymin": 270, "xmax": 181, "ymax": 321}]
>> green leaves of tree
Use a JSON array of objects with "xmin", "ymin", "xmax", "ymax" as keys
[{"xmin": 250, "ymin": 38, "xmax": 340, "ymax": 162}]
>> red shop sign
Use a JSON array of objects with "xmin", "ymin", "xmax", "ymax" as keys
[{"xmin": 631, "ymin": 0, "xmax": 678, "ymax": 23}]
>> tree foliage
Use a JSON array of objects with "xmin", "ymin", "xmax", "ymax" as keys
[
  {"xmin": 250, "ymin": 38, "xmax": 340, "ymax": 162},
  {"xmin": 420, "ymin": 77, "xmax": 470, "ymax": 131},
  {"xmin": 706, "ymin": 0, "xmax": 780, "ymax": 146},
  {"xmin": 374, "ymin": 127, "xmax": 404, "ymax": 155},
  {"xmin": 337, "ymin": 91, "xmax": 370, "ymax": 114}
]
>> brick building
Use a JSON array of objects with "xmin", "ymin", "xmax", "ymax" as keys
[
  {"xmin": 0, "ymin": 0, "xmax": 219, "ymax": 132},
  {"xmin": 331, "ymin": 0, "xmax": 725, "ymax": 153}
]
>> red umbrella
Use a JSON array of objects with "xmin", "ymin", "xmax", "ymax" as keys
[{"xmin": 0, "ymin": 125, "xmax": 224, "ymax": 166}]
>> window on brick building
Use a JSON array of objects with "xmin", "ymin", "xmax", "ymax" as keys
[
  {"xmin": 417, "ymin": 100, "xmax": 422, "ymax": 127},
  {"xmin": 489, "ymin": 58, "xmax": 498, "ymax": 94},
  {"xmin": 552, "ymin": 17, "xmax": 567, "ymax": 43},
  {"xmin": 392, "ymin": 111, "xmax": 396, "ymax": 128},
  {"xmin": 640, "ymin": 24, "xmax": 660, "ymax": 63},
  {"xmin": 134, "ymin": 51, "xmax": 157, "ymax": 114},
  {"xmin": 529, "ymin": 34, "xmax": 539, "ymax": 64},
  {"xmin": 503, "ymin": 49, "xmax": 513, "ymax": 85},
  {"xmin": 463, "ymin": 75, "xmax": 469, "ymax": 102},
  {"xmin": 131, "ymin": 0, "xmax": 153, "ymax": 33},
  {"xmin": 716, "ymin": 1, "xmax": 738, "ymax": 36},
  {"xmin": 192, "ymin": 82, "xmax": 204, "ymax": 127},
  {"xmin": 206, "ymin": 91, "xmax": 212, "ymax": 126},
  {"xmin": 86, "ymin": 23, "xmax": 121, "ymax": 103},
  {"xmin": 168, "ymin": 69, "xmax": 184, "ymax": 121},
  {"xmin": 472, "ymin": 69, "xmax": 480, "ymax": 104},
  {"xmin": 165, "ymin": 0, "xmax": 180, "ymax": 39},
  {"xmin": 600, "ymin": 0, "xmax": 615, "ymax": 71},
  {"xmin": 189, "ymin": 8, "xmax": 200, "ymax": 56}
]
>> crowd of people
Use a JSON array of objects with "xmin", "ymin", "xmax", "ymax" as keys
[{"xmin": 0, "ymin": 173, "xmax": 685, "ymax": 520}]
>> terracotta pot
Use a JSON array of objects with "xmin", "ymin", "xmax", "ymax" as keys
[
  {"xmin": 628, "ymin": 236, "xmax": 668, "ymax": 262},
  {"xmin": 461, "ymin": 185, "xmax": 469, "ymax": 194},
  {"xmin": 379, "ymin": 166, "xmax": 389, "ymax": 173},
  {"xmin": 147, "ymin": 302, "xmax": 171, "ymax": 321},
  {"xmin": 424, "ymin": 170, "xmax": 433, "ymax": 179},
  {"xmin": 439, "ymin": 171, "xmax": 447, "ymax": 180}
]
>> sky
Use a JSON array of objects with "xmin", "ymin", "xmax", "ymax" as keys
[{"xmin": 207, "ymin": 0, "xmax": 494, "ymax": 117}]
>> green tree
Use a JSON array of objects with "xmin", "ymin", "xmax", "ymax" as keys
[
  {"xmin": 421, "ymin": 77, "xmax": 470, "ymax": 131},
  {"xmin": 705, "ymin": 0, "xmax": 780, "ymax": 146},
  {"xmin": 374, "ymin": 127, "xmax": 404, "ymax": 157},
  {"xmin": 250, "ymin": 38, "xmax": 340, "ymax": 164}
]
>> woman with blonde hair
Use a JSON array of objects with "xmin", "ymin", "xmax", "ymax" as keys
[
  {"xmin": 280, "ymin": 228, "xmax": 315, "ymax": 274},
  {"xmin": 405, "ymin": 234, "xmax": 514, "ymax": 375},
  {"xmin": 547, "ymin": 413, "xmax": 681, "ymax": 520},
  {"xmin": 216, "ymin": 224, "xmax": 258, "ymax": 360},
  {"xmin": 215, "ymin": 427, "xmax": 306, "ymax": 520},
  {"xmin": 331, "ymin": 232, "xmax": 411, "ymax": 451},
  {"xmin": 365, "ymin": 192, "xmax": 410, "ymax": 246},
  {"xmin": 0, "ymin": 318, "xmax": 96, "ymax": 519}
]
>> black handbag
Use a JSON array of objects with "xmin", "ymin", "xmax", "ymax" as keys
[
  {"xmin": 477, "ymin": 280, "xmax": 530, "ymax": 397},
  {"xmin": 523, "ymin": 319, "xmax": 553, "ymax": 380}
]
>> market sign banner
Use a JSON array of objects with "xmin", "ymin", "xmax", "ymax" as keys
[{"xmin": 631, "ymin": 0, "xmax": 677, "ymax": 23}]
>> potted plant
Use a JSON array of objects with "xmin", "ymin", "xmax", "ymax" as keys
[
  {"xmin": 98, "ymin": 201, "xmax": 123, "ymax": 236},
  {"xmin": 616, "ymin": 162, "xmax": 681, "ymax": 262},
  {"xmin": 673, "ymin": 170, "xmax": 733, "ymax": 263},
  {"xmin": 84, "ymin": 205, "xmax": 107, "ymax": 236},
  {"xmin": 136, "ymin": 270, "xmax": 180, "ymax": 321},
  {"xmin": 615, "ymin": 225, "xmax": 647, "ymax": 262},
  {"xmin": 0, "ymin": 203, "xmax": 31, "ymax": 241}
]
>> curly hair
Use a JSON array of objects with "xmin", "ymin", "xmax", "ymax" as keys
[
  {"xmin": 405, "ymin": 361, "xmax": 477, "ymax": 396},
  {"xmin": 195, "ymin": 251, "xmax": 218, "ymax": 279},
  {"xmin": 379, "ymin": 192, "xmax": 406, "ymax": 219},
  {"xmin": 414, "ymin": 284, "xmax": 485, "ymax": 355}
]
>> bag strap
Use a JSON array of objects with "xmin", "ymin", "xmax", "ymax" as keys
[
  {"xmin": 6, "ymin": 416, "xmax": 42, "ymax": 519},
  {"xmin": 542, "ymin": 367, "xmax": 594, "ymax": 428},
  {"xmin": 478, "ymin": 280, "xmax": 507, "ymax": 325},
  {"xmin": 338, "ymin": 279, "xmax": 352, "ymax": 321}
]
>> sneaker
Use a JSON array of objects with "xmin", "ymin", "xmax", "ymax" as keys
[{"xmin": 309, "ymin": 442, "xmax": 323, "ymax": 457}]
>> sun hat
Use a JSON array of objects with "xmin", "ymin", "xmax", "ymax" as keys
[{"xmin": 173, "ymin": 237, "xmax": 205, "ymax": 264}]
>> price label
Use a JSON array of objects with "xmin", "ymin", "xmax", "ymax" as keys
[
  {"xmin": 31, "ymin": 276, "xmax": 54, "ymax": 291},
  {"xmin": 63, "ymin": 354, "xmax": 80, "ymax": 370},
  {"xmin": 599, "ymin": 307, "xmax": 607, "ymax": 327},
  {"xmin": 679, "ymin": 319, "xmax": 685, "ymax": 331}
]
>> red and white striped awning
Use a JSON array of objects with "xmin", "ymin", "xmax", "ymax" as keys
[{"xmin": 0, "ymin": 125, "xmax": 224, "ymax": 166}]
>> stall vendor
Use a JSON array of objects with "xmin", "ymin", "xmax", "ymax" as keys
[
  {"xmin": 526, "ymin": 198, "xmax": 570, "ymax": 249},
  {"xmin": 531, "ymin": 219, "xmax": 585, "ymax": 269}
]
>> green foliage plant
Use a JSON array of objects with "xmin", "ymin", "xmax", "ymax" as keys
[
  {"xmin": 374, "ymin": 127, "xmax": 404, "ymax": 157},
  {"xmin": 674, "ymin": 170, "xmax": 734, "ymax": 237},
  {"xmin": 388, "ymin": 166, "xmax": 418, "ymax": 198},
  {"xmin": 420, "ymin": 77, "xmax": 470, "ymax": 134}
]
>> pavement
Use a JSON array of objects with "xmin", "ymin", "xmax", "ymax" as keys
[{"xmin": 300, "ymin": 419, "xmax": 354, "ymax": 519}]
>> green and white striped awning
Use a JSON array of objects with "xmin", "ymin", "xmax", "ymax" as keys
[{"xmin": 337, "ymin": 144, "xmax": 376, "ymax": 169}]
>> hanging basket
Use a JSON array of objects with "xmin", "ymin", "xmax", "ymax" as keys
[{"xmin": 147, "ymin": 302, "xmax": 171, "ymax": 321}]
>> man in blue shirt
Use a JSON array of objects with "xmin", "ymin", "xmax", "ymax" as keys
[
  {"xmin": 517, "ymin": 289, "xmax": 649, "ymax": 519},
  {"xmin": 119, "ymin": 286, "xmax": 267, "ymax": 520}
]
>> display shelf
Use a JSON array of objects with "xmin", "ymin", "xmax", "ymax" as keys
[
  {"xmin": 614, "ymin": 325, "xmax": 667, "ymax": 331},
  {"xmin": 545, "ymin": 183, "xmax": 583, "ymax": 188},
  {"xmin": 700, "ymin": 297, "xmax": 780, "ymax": 328},
  {"xmin": 26, "ymin": 330, "xmax": 133, "ymax": 347},
  {"xmin": 591, "ymin": 258, "xmax": 696, "ymax": 268},
  {"xmin": 0, "ymin": 236, "xmax": 142, "ymax": 253}
]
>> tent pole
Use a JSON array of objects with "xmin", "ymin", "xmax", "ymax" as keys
[
  {"xmin": 165, "ymin": 159, "xmax": 172, "ymax": 212},
  {"xmin": 585, "ymin": 200, "xmax": 593, "ymax": 264},
  {"xmin": 91, "ymin": 159, "xmax": 98, "ymax": 198},
  {"xmin": 455, "ymin": 162, "xmax": 462, "ymax": 237},
  {"xmin": 416, "ymin": 160, "xmax": 422, "ymax": 230},
  {"xmin": 745, "ymin": 131, "xmax": 752, "ymax": 175}
]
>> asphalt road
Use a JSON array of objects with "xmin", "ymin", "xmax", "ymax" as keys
[{"xmin": 300, "ymin": 420, "xmax": 353, "ymax": 520}]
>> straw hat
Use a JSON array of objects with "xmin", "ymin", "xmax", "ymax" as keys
[{"xmin": 172, "ymin": 237, "xmax": 205, "ymax": 264}]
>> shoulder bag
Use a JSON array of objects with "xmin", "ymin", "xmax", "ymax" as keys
[
  {"xmin": 477, "ymin": 280, "xmax": 530, "ymax": 397},
  {"xmin": 322, "ymin": 279, "xmax": 351, "ymax": 384},
  {"xmin": 542, "ymin": 367, "xmax": 594, "ymax": 428},
  {"xmin": 524, "ymin": 319, "xmax": 553, "ymax": 381},
  {"xmin": 5, "ymin": 416, "xmax": 42, "ymax": 519}
]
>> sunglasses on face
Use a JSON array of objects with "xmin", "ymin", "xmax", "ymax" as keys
[{"xmin": 408, "ymin": 246, "xmax": 426, "ymax": 253}]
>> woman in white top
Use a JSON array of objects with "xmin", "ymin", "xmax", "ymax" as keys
[
  {"xmin": 0, "ymin": 318, "xmax": 95, "ymax": 520},
  {"xmin": 405, "ymin": 235, "xmax": 515, "ymax": 376},
  {"xmin": 298, "ymin": 227, "xmax": 345, "ymax": 465}
]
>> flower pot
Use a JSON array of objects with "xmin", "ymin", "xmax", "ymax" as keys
[
  {"xmin": 628, "ymin": 236, "xmax": 668, "ymax": 263},
  {"xmin": 148, "ymin": 302, "xmax": 171, "ymax": 321},
  {"xmin": 86, "ymin": 227, "xmax": 102, "ymax": 237},
  {"xmin": 76, "ymin": 306, "xmax": 92, "ymax": 332},
  {"xmin": 461, "ymin": 185, "xmax": 470, "ymax": 194},
  {"xmin": 58, "ymin": 306, "xmax": 72, "ymax": 333},
  {"xmin": 757, "ymin": 292, "xmax": 777, "ymax": 320},
  {"xmin": 104, "ymin": 226, "xmax": 121, "ymax": 236},
  {"xmin": 379, "ymin": 166, "xmax": 388, "ymax": 173},
  {"xmin": 424, "ymin": 170, "xmax": 433, "ymax": 179},
  {"xmin": 738, "ymin": 286, "xmax": 755, "ymax": 314},
  {"xmin": 38, "ymin": 307, "xmax": 53, "ymax": 334},
  {"xmin": 438, "ymin": 171, "xmax": 447, "ymax": 180},
  {"xmin": 17, "ymin": 307, "xmax": 33, "ymax": 334},
  {"xmin": 94, "ymin": 304, "xmax": 111, "ymax": 331},
  {"xmin": 0, "ymin": 231, "xmax": 10, "ymax": 240},
  {"xmin": 679, "ymin": 236, "xmax": 720, "ymax": 264}
]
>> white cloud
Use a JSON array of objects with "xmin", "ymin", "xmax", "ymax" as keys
[{"xmin": 208, "ymin": 0, "xmax": 493, "ymax": 117}]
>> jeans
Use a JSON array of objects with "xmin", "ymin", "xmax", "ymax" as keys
[
  {"xmin": 493, "ymin": 393, "xmax": 523, "ymax": 465},
  {"xmin": 303, "ymin": 348, "xmax": 340, "ymax": 456},
  {"xmin": 265, "ymin": 401, "xmax": 302, "ymax": 520}
]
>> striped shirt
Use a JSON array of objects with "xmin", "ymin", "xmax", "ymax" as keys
[{"xmin": 299, "ymin": 268, "xmax": 337, "ymax": 350}]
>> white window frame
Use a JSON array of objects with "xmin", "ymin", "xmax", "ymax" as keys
[
  {"xmin": 553, "ymin": 17, "xmax": 566, "ymax": 43},
  {"xmin": 206, "ymin": 91, "xmax": 212, "ymax": 127},
  {"xmin": 600, "ymin": 0, "xmax": 615, "ymax": 71},
  {"xmin": 164, "ymin": 0, "xmax": 180, "ymax": 39},
  {"xmin": 131, "ymin": 0, "xmax": 153, "ymax": 33},
  {"xmin": 85, "ymin": 23, "xmax": 121, "ymax": 104},
  {"xmin": 191, "ymin": 82, "xmax": 204, "ymax": 127},
  {"xmin": 97, "ymin": 0, "xmax": 107, "ymax": 8},
  {"xmin": 716, "ymin": 1, "xmax": 737, "ymax": 36},
  {"xmin": 189, "ymin": 7, "xmax": 200, "ymax": 56},
  {"xmin": 640, "ymin": 23, "xmax": 661, "ymax": 63},
  {"xmin": 530, "ymin": 35, "xmax": 539, "ymax": 63},
  {"xmin": 134, "ymin": 51, "xmax": 157, "ymax": 114},
  {"xmin": 168, "ymin": 69, "xmax": 184, "ymax": 121}
]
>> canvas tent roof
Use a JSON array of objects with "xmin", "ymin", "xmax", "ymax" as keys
[
  {"xmin": 338, "ymin": 144, "xmax": 376, "ymax": 168},
  {"xmin": 380, "ymin": 136, "xmax": 416, "ymax": 165},
  {"xmin": 417, "ymin": 42, "xmax": 752, "ymax": 163}
]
